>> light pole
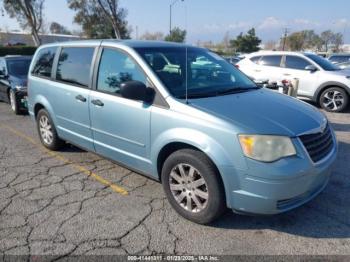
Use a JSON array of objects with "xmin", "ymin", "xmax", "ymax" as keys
[{"xmin": 170, "ymin": 0, "xmax": 184, "ymax": 34}]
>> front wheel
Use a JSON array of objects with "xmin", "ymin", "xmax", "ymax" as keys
[
  {"xmin": 9, "ymin": 89, "xmax": 20, "ymax": 115},
  {"xmin": 161, "ymin": 149, "xmax": 226, "ymax": 224},
  {"xmin": 319, "ymin": 87, "xmax": 348, "ymax": 112}
]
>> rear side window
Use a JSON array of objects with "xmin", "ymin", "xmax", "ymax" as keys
[
  {"xmin": 285, "ymin": 56, "xmax": 311, "ymax": 70},
  {"xmin": 56, "ymin": 47, "xmax": 95, "ymax": 88},
  {"xmin": 32, "ymin": 47, "xmax": 57, "ymax": 77},
  {"xmin": 97, "ymin": 48, "xmax": 146, "ymax": 95},
  {"xmin": 259, "ymin": 56, "xmax": 282, "ymax": 67},
  {"xmin": 250, "ymin": 56, "xmax": 261, "ymax": 64}
]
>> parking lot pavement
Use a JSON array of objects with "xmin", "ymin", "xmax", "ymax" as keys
[{"xmin": 0, "ymin": 101, "xmax": 349, "ymax": 258}]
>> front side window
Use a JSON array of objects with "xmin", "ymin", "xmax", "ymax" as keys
[
  {"xmin": 259, "ymin": 56, "xmax": 282, "ymax": 67},
  {"xmin": 305, "ymin": 54, "xmax": 340, "ymax": 71},
  {"xmin": 56, "ymin": 47, "xmax": 95, "ymax": 87},
  {"xmin": 285, "ymin": 56, "xmax": 311, "ymax": 70},
  {"xmin": 32, "ymin": 47, "xmax": 57, "ymax": 77},
  {"xmin": 97, "ymin": 48, "xmax": 146, "ymax": 95},
  {"xmin": 136, "ymin": 47, "xmax": 257, "ymax": 99}
]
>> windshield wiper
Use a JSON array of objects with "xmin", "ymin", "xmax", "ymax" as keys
[
  {"xmin": 215, "ymin": 86, "xmax": 260, "ymax": 95},
  {"xmin": 176, "ymin": 86, "xmax": 260, "ymax": 99}
]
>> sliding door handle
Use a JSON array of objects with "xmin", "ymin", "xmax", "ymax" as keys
[{"xmin": 75, "ymin": 95, "xmax": 87, "ymax": 102}]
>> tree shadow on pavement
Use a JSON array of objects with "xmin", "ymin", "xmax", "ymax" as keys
[{"xmin": 212, "ymin": 141, "xmax": 350, "ymax": 239}]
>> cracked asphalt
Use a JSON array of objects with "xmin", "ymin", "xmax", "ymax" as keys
[{"xmin": 0, "ymin": 101, "xmax": 349, "ymax": 258}]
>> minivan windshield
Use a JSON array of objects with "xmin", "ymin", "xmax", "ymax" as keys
[
  {"xmin": 305, "ymin": 54, "xmax": 340, "ymax": 71},
  {"xmin": 136, "ymin": 47, "xmax": 258, "ymax": 99},
  {"xmin": 7, "ymin": 59, "xmax": 31, "ymax": 77}
]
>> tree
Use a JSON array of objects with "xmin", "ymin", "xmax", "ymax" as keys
[
  {"xmin": 67, "ymin": 0, "xmax": 130, "ymax": 39},
  {"xmin": 164, "ymin": 27, "xmax": 186, "ymax": 43},
  {"xmin": 140, "ymin": 31, "xmax": 164, "ymax": 41},
  {"xmin": 50, "ymin": 22, "xmax": 71, "ymax": 35},
  {"xmin": 332, "ymin": 33, "xmax": 343, "ymax": 52},
  {"xmin": 285, "ymin": 31, "xmax": 307, "ymax": 51},
  {"xmin": 2, "ymin": 0, "xmax": 44, "ymax": 46},
  {"xmin": 95, "ymin": 0, "xmax": 128, "ymax": 39},
  {"xmin": 230, "ymin": 28, "xmax": 261, "ymax": 53},
  {"xmin": 320, "ymin": 30, "xmax": 334, "ymax": 52},
  {"xmin": 264, "ymin": 40, "xmax": 277, "ymax": 50}
]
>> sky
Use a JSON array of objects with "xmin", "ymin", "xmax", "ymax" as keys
[{"xmin": 1, "ymin": 0, "xmax": 350, "ymax": 44}]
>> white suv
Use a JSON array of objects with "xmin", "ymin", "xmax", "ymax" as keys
[{"xmin": 237, "ymin": 51, "xmax": 350, "ymax": 112}]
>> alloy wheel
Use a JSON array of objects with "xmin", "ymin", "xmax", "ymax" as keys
[
  {"xmin": 169, "ymin": 163, "xmax": 209, "ymax": 213},
  {"xmin": 39, "ymin": 115, "xmax": 54, "ymax": 145},
  {"xmin": 322, "ymin": 90, "xmax": 345, "ymax": 111}
]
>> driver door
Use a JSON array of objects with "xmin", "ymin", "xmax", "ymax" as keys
[{"xmin": 89, "ymin": 47, "xmax": 152, "ymax": 174}]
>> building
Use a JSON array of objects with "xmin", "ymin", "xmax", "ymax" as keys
[{"xmin": 0, "ymin": 31, "xmax": 82, "ymax": 46}]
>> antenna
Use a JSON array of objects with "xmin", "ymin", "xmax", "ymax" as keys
[
  {"xmin": 184, "ymin": 2, "xmax": 188, "ymax": 104},
  {"xmin": 185, "ymin": 45, "xmax": 188, "ymax": 104}
]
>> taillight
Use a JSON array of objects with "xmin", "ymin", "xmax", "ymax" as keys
[{"xmin": 235, "ymin": 64, "xmax": 240, "ymax": 69}]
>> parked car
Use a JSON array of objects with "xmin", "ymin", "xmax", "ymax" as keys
[
  {"xmin": 28, "ymin": 41, "xmax": 337, "ymax": 224},
  {"xmin": 0, "ymin": 55, "xmax": 31, "ymax": 114},
  {"xmin": 225, "ymin": 56, "xmax": 241, "ymax": 65},
  {"xmin": 328, "ymin": 54, "xmax": 350, "ymax": 64},
  {"xmin": 338, "ymin": 61, "xmax": 350, "ymax": 70},
  {"xmin": 237, "ymin": 51, "xmax": 350, "ymax": 112}
]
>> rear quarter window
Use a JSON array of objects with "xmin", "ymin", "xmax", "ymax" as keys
[
  {"xmin": 31, "ymin": 47, "xmax": 57, "ymax": 78},
  {"xmin": 250, "ymin": 56, "xmax": 261, "ymax": 64}
]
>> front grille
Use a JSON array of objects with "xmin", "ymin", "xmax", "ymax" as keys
[{"xmin": 299, "ymin": 124, "xmax": 334, "ymax": 163}]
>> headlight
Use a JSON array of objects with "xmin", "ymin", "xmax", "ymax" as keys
[
  {"xmin": 238, "ymin": 135, "xmax": 296, "ymax": 162},
  {"xmin": 15, "ymin": 85, "xmax": 26, "ymax": 91}
]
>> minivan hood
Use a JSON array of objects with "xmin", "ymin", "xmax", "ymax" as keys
[{"xmin": 189, "ymin": 89, "xmax": 326, "ymax": 137}]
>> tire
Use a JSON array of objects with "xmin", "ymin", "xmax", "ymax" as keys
[
  {"xmin": 161, "ymin": 149, "xmax": 226, "ymax": 224},
  {"xmin": 319, "ymin": 87, "xmax": 348, "ymax": 112},
  {"xmin": 9, "ymin": 89, "xmax": 20, "ymax": 115},
  {"xmin": 36, "ymin": 109, "xmax": 64, "ymax": 150}
]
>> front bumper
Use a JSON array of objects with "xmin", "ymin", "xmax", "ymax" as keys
[
  {"xmin": 221, "ymin": 134, "xmax": 337, "ymax": 215},
  {"xmin": 15, "ymin": 90, "xmax": 28, "ymax": 110}
]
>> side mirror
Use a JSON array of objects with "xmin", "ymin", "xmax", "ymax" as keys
[
  {"xmin": 305, "ymin": 65, "xmax": 318, "ymax": 72},
  {"xmin": 120, "ymin": 81, "xmax": 154, "ymax": 103}
]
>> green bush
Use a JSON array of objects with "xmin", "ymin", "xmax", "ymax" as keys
[{"xmin": 0, "ymin": 46, "xmax": 37, "ymax": 56}]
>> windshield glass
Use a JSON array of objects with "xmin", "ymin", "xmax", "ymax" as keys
[
  {"xmin": 135, "ymin": 47, "xmax": 257, "ymax": 99},
  {"xmin": 305, "ymin": 54, "xmax": 340, "ymax": 71},
  {"xmin": 7, "ymin": 59, "xmax": 31, "ymax": 76}
]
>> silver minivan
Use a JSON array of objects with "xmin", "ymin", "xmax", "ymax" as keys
[{"xmin": 28, "ymin": 40, "xmax": 337, "ymax": 224}]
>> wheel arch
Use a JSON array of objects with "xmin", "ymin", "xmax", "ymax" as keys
[{"xmin": 314, "ymin": 82, "xmax": 350, "ymax": 103}]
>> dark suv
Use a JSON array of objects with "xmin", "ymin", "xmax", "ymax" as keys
[{"xmin": 0, "ymin": 55, "xmax": 32, "ymax": 114}]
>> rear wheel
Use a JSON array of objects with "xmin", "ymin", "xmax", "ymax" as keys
[
  {"xmin": 36, "ymin": 109, "xmax": 64, "ymax": 150},
  {"xmin": 161, "ymin": 149, "xmax": 226, "ymax": 224},
  {"xmin": 9, "ymin": 89, "xmax": 20, "ymax": 115},
  {"xmin": 319, "ymin": 87, "xmax": 348, "ymax": 112}
]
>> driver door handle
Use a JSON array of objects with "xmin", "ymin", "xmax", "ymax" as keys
[{"xmin": 91, "ymin": 99, "xmax": 104, "ymax": 107}]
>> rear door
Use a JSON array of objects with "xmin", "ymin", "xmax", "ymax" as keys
[
  {"xmin": 89, "ymin": 47, "xmax": 152, "ymax": 173},
  {"xmin": 283, "ymin": 55, "xmax": 319, "ymax": 97},
  {"xmin": 257, "ymin": 55, "xmax": 284, "ymax": 84},
  {"xmin": 50, "ymin": 46, "xmax": 96, "ymax": 151}
]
